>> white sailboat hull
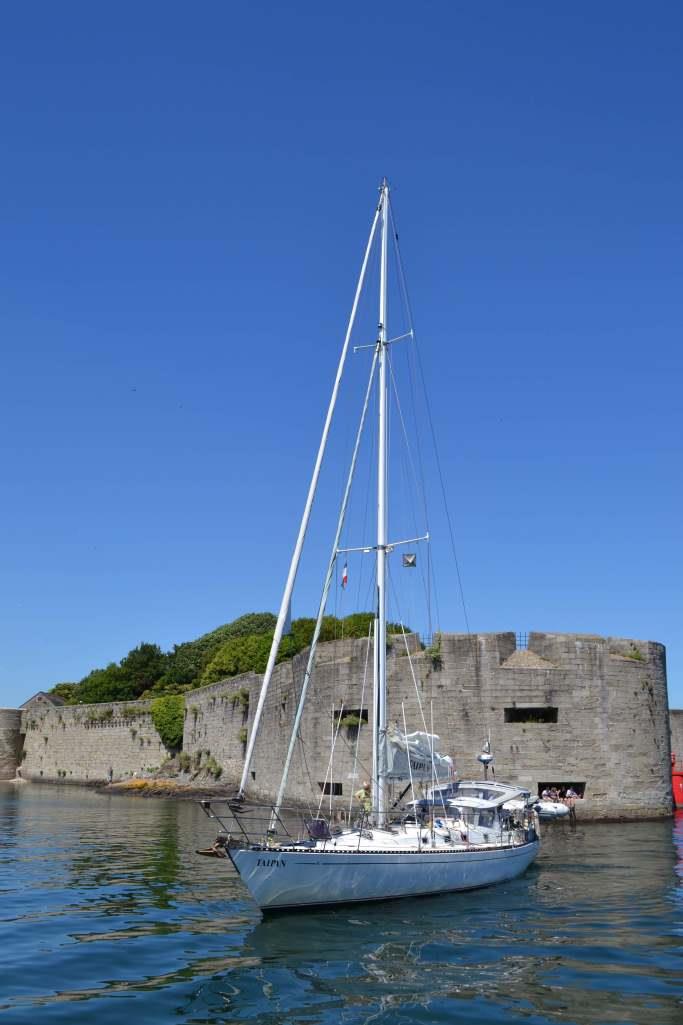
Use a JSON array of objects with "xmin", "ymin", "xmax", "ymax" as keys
[{"xmin": 229, "ymin": 840, "xmax": 540, "ymax": 912}]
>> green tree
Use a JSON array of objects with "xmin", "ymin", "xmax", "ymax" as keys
[
  {"xmin": 158, "ymin": 612, "xmax": 278, "ymax": 691},
  {"xmin": 119, "ymin": 643, "xmax": 168, "ymax": 697},
  {"xmin": 45, "ymin": 610, "xmax": 410, "ymax": 703},
  {"xmin": 77, "ymin": 664, "xmax": 134, "ymax": 704},
  {"xmin": 201, "ymin": 633, "xmax": 275, "ymax": 684},
  {"xmin": 49, "ymin": 682, "xmax": 79, "ymax": 704}
]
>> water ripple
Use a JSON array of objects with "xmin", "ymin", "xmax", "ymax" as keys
[{"xmin": 0, "ymin": 784, "xmax": 681, "ymax": 1024}]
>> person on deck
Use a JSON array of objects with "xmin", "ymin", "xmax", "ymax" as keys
[{"xmin": 355, "ymin": 781, "xmax": 372, "ymax": 816}]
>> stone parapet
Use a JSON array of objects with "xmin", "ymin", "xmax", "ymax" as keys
[{"xmin": 20, "ymin": 697, "xmax": 170, "ymax": 783}]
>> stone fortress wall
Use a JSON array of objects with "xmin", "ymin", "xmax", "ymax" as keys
[
  {"xmin": 16, "ymin": 694, "xmax": 171, "ymax": 783},
  {"xmin": 3, "ymin": 632, "xmax": 676, "ymax": 820},
  {"xmin": 188, "ymin": 631, "xmax": 671, "ymax": 820},
  {"xmin": 0, "ymin": 709, "xmax": 23, "ymax": 780}
]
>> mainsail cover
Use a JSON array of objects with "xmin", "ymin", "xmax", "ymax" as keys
[{"xmin": 385, "ymin": 728, "xmax": 453, "ymax": 781}]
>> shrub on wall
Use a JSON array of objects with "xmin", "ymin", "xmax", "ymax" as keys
[
  {"xmin": 202, "ymin": 633, "xmax": 279, "ymax": 685},
  {"xmin": 200, "ymin": 614, "xmax": 411, "ymax": 686},
  {"xmin": 150, "ymin": 695, "xmax": 184, "ymax": 752}
]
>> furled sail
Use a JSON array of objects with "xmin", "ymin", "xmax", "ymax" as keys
[{"xmin": 385, "ymin": 728, "xmax": 453, "ymax": 781}]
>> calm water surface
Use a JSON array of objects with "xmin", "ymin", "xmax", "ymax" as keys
[{"xmin": 0, "ymin": 784, "xmax": 681, "ymax": 1024}]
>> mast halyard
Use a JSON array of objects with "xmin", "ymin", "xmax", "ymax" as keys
[{"xmin": 373, "ymin": 178, "xmax": 390, "ymax": 827}]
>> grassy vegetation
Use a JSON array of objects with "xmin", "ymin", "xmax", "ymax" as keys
[
  {"xmin": 150, "ymin": 695, "xmax": 184, "ymax": 751},
  {"xmin": 338, "ymin": 713, "xmax": 365, "ymax": 728},
  {"xmin": 424, "ymin": 634, "xmax": 443, "ymax": 670}
]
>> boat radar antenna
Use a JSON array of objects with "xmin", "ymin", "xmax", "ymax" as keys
[{"xmin": 477, "ymin": 734, "xmax": 495, "ymax": 781}]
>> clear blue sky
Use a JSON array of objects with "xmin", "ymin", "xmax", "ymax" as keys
[{"xmin": 1, "ymin": 2, "xmax": 681, "ymax": 709}]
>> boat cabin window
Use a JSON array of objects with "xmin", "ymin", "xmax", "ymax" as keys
[
  {"xmin": 452, "ymin": 807, "xmax": 498, "ymax": 828},
  {"xmin": 429, "ymin": 783, "xmax": 459, "ymax": 800},
  {"xmin": 505, "ymin": 706, "xmax": 558, "ymax": 724},
  {"xmin": 452, "ymin": 807, "xmax": 476, "ymax": 824}
]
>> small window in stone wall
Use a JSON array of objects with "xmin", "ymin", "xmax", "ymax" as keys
[
  {"xmin": 318, "ymin": 781, "xmax": 343, "ymax": 796},
  {"xmin": 538, "ymin": 781, "xmax": 586, "ymax": 798},
  {"xmin": 505, "ymin": 707, "xmax": 558, "ymax": 724},
  {"xmin": 332, "ymin": 708, "xmax": 368, "ymax": 729}
]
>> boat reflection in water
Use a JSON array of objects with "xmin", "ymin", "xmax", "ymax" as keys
[{"xmin": 233, "ymin": 818, "xmax": 681, "ymax": 1025}]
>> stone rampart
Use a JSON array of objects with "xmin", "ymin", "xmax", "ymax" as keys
[
  {"xmin": 183, "ymin": 631, "xmax": 672, "ymax": 820},
  {"xmin": 20, "ymin": 696, "xmax": 170, "ymax": 783},
  {"xmin": 182, "ymin": 672, "xmax": 261, "ymax": 781},
  {"xmin": 0, "ymin": 709, "xmax": 23, "ymax": 779},
  {"xmin": 8, "ymin": 630, "xmax": 673, "ymax": 819}
]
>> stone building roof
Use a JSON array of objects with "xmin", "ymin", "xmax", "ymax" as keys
[{"xmin": 19, "ymin": 691, "xmax": 66, "ymax": 709}]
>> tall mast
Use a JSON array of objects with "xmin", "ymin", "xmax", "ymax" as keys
[
  {"xmin": 372, "ymin": 178, "xmax": 390, "ymax": 826},
  {"xmin": 236, "ymin": 196, "xmax": 382, "ymax": 800}
]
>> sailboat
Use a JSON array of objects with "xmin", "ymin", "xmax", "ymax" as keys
[{"xmin": 200, "ymin": 180, "xmax": 540, "ymax": 911}]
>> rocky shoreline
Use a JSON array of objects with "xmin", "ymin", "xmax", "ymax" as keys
[{"xmin": 103, "ymin": 777, "xmax": 234, "ymax": 800}]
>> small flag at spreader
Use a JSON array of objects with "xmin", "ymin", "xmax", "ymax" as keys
[
  {"xmin": 341, "ymin": 563, "xmax": 348, "ymax": 588},
  {"xmin": 402, "ymin": 553, "xmax": 417, "ymax": 568}
]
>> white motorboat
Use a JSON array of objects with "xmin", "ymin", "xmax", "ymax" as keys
[{"xmin": 200, "ymin": 180, "xmax": 540, "ymax": 912}]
